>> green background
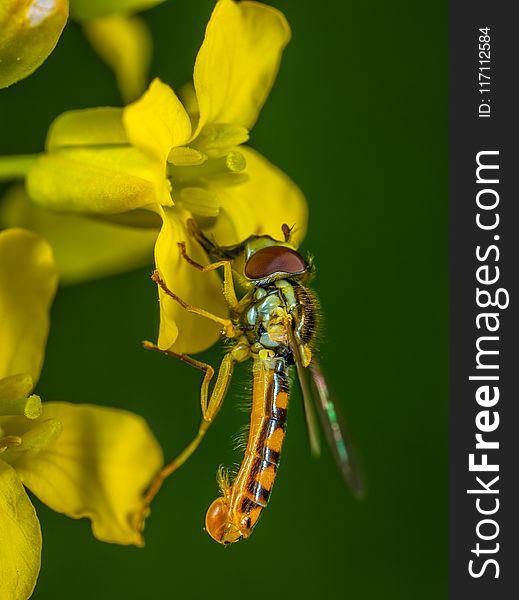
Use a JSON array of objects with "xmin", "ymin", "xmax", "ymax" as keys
[{"xmin": 0, "ymin": 1, "xmax": 447, "ymax": 598}]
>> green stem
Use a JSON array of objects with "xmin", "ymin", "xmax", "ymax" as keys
[{"xmin": 0, "ymin": 154, "xmax": 39, "ymax": 181}]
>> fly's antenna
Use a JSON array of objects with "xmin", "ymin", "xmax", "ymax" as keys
[{"xmin": 281, "ymin": 223, "xmax": 295, "ymax": 243}]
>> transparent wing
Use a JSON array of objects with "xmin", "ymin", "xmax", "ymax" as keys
[
  {"xmin": 288, "ymin": 327, "xmax": 321, "ymax": 458},
  {"xmin": 309, "ymin": 360, "xmax": 365, "ymax": 498}
]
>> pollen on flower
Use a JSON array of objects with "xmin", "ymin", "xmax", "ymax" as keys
[
  {"xmin": 24, "ymin": 394, "xmax": 43, "ymax": 419},
  {"xmin": 226, "ymin": 151, "xmax": 246, "ymax": 172},
  {"xmin": 0, "ymin": 393, "xmax": 42, "ymax": 419}
]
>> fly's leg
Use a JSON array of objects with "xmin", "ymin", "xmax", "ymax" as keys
[
  {"xmin": 152, "ymin": 270, "xmax": 237, "ymax": 338},
  {"xmin": 178, "ymin": 242, "xmax": 239, "ymax": 311},
  {"xmin": 137, "ymin": 343, "xmax": 236, "ymax": 529}
]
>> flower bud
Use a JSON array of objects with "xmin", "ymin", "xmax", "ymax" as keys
[{"xmin": 0, "ymin": 0, "xmax": 69, "ymax": 89}]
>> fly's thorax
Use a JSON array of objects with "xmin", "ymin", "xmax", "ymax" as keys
[{"xmin": 240, "ymin": 282, "xmax": 298, "ymax": 354}]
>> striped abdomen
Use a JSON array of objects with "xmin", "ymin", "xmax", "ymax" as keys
[{"xmin": 205, "ymin": 356, "xmax": 289, "ymax": 544}]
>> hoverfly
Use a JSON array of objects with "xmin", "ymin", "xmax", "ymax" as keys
[{"xmin": 141, "ymin": 220, "xmax": 363, "ymax": 544}]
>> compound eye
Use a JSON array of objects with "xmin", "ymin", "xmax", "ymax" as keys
[{"xmin": 244, "ymin": 246, "xmax": 307, "ymax": 280}]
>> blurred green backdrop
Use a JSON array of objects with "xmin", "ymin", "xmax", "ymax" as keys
[{"xmin": 0, "ymin": 1, "xmax": 447, "ymax": 598}]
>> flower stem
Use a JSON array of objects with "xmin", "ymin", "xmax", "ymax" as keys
[{"xmin": 0, "ymin": 154, "xmax": 39, "ymax": 181}]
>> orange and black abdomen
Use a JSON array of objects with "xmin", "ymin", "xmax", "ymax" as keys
[
  {"xmin": 239, "ymin": 358, "xmax": 289, "ymax": 524},
  {"xmin": 205, "ymin": 357, "xmax": 290, "ymax": 543}
]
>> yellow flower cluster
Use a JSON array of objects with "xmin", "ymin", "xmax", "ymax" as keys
[
  {"xmin": 0, "ymin": 229, "xmax": 163, "ymax": 600},
  {"xmin": 0, "ymin": 1, "xmax": 307, "ymax": 597},
  {"xmin": 22, "ymin": 0, "xmax": 307, "ymax": 353}
]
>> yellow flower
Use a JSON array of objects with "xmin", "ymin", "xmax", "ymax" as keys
[
  {"xmin": 24, "ymin": 0, "xmax": 308, "ymax": 353},
  {"xmin": 0, "ymin": 228, "xmax": 163, "ymax": 600}
]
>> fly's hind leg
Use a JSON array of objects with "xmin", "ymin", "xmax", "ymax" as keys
[{"xmin": 137, "ymin": 343, "xmax": 236, "ymax": 529}]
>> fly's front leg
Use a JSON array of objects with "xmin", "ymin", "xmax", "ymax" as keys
[
  {"xmin": 152, "ymin": 270, "xmax": 237, "ymax": 339},
  {"xmin": 137, "ymin": 344, "xmax": 236, "ymax": 529},
  {"xmin": 178, "ymin": 241, "xmax": 240, "ymax": 311}
]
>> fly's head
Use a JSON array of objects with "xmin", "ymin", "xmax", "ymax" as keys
[
  {"xmin": 187, "ymin": 219, "xmax": 313, "ymax": 287},
  {"xmin": 242, "ymin": 225, "xmax": 313, "ymax": 288}
]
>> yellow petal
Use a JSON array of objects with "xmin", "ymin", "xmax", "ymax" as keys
[
  {"xmin": 0, "ymin": 374, "xmax": 33, "ymax": 402},
  {"xmin": 179, "ymin": 187, "xmax": 220, "ymax": 218},
  {"xmin": 26, "ymin": 147, "xmax": 170, "ymax": 213},
  {"xmin": 70, "ymin": 0, "xmax": 165, "ymax": 21},
  {"xmin": 46, "ymin": 107, "xmax": 127, "ymax": 151},
  {"xmin": 0, "ymin": 461, "xmax": 42, "ymax": 600},
  {"xmin": 0, "ymin": 0, "xmax": 68, "ymax": 89},
  {"xmin": 123, "ymin": 78, "xmax": 192, "ymax": 163},
  {"xmin": 193, "ymin": 0, "xmax": 290, "ymax": 134},
  {"xmin": 0, "ymin": 229, "xmax": 57, "ymax": 383},
  {"xmin": 83, "ymin": 15, "xmax": 152, "ymax": 103},
  {"xmin": 191, "ymin": 123, "xmax": 249, "ymax": 157},
  {"xmin": 207, "ymin": 146, "xmax": 308, "ymax": 247},
  {"xmin": 14, "ymin": 402, "xmax": 163, "ymax": 546},
  {"xmin": 178, "ymin": 81, "xmax": 199, "ymax": 123},
  {"xmin": 155, "ymin": 206, "xmax": 227, "ymax": 354},
  {"xmin": 1, "ymin": 184, "xmax": 156, "ymax": 284}
]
